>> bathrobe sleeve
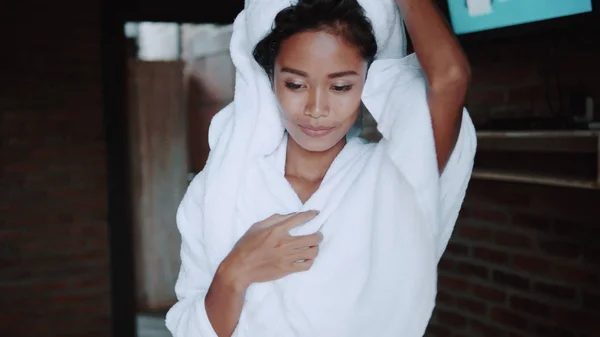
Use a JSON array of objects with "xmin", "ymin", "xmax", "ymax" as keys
[
  {"xmin": 164, "ymin": 171, "xmax": 222, "ymax": 337},
  {"xmin": 363, "ymin": 54, "xmax": 477, "ymax": 261},
  {"xmin": 435, "ymin": 110, "xmax": 477, "ymax": 258}
]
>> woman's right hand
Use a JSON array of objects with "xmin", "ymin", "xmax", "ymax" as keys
[{"xmin": 219, "ymin": 210, "xmax": 322, "ymax": 290}]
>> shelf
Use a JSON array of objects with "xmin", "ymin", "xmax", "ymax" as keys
[
  {"xmin": 472, "ymin": 169, "xmax": 599, "ymax": 190},
  {"xmin": 473, "ymin": 130, "xmax": 600, "ymax": 190},
  {"xmin": 476, "ymin": 130, "xmax": 600, "ymax": 153},
  {"xmin": 476, "ymin": 130, "xmax": 600, "ymax": 138}
]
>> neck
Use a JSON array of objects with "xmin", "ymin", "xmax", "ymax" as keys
[{"xmin": 285, "ymin": 134, "xmax": 346, "ymax": 183}]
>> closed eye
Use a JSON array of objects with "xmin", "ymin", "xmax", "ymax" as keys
[
  {"xmin": 285, "ymin": 82, "xmax": 303, "ymax": 90},
  {"xmin": 331, "ymin": 85, "xmax": 353, "ymax": 92}
]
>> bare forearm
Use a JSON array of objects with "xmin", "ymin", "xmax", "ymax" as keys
[
  {"xmin": 427, "ymin": 87, "xmax": 464, "ymax": 172},
  {"xmin": 396, "ymin": 0, "xmax": 470, "ymax": 90},
  {"xmin": 205, "ymin": 262, "xmax": 248, "ymax": 337}
]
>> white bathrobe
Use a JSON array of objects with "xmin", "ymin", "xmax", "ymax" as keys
[{"xmin": 166, "ymin": 1, "xmax": 477, "ymax": 336}]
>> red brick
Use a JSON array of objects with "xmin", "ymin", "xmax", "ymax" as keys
[
  {"xmin": 425, "ymin": 324, "xmax": 452, "ymax": 337},
  {"xmin": 554, "ymin": 265, "xmax": 599, "ymax": 286},
  {"xmin": 469, "ymin": 208, "xmax": 510, "ymax": 224},
  {"xmin": 552, "ymin": 219, "xmax": 598, "ymax": 241},
  {"xmin": 455, "ymin": 296, "xmax": 487, "ymax": 315},
  {"xmin": 511, "ymin": 212, "xmax": 551, "ymax": 231},
  {"xmin": 509, "ymin": 295, "xmax": 552, "ymax": 318},
  {"xmin": 582, "ymin": 246, "xmax": 600, "ymax": 265},
  {"xmin": 438, "ymin": 257, "xmax": 458, "ymax": 272},
  {"xmin": 513, "ymin": 254, "xmax": 553, "ymax": 275},
  {"xmin": 465, "ymin": 181, "xmax": 531, "ymax": 207},
  {"xmin": 0, "ymin": 229, "xmax": 21, "ymax": 241},
  {"xmin": 492, "ymin": 270, "xmax": 530, "ymax": 291},
  {"xmin": 446, "ymin": 242, "xmax": 470, "ymax": 257},
  {"xmin": 539, "ymin": 240, "xmax": 581, "ymax": 260},
  {"xmin": 458, "ymin": 206, "xmax": 470, "ymax": 218},
  {"xmin": 509, "ymin": 333, "xmax": 527, "ymax": 337},
  {"xmin": 457, "ymin": 223, "xmax": 493, "ymax": 241},
  {"xmin": 551, "ymin": 309, "xmax": 600, "ymax": 334},
  {"xmin": 490, "ymin": 307, "xmax": 529, "ymax": 331},
  {"xmin": 436, "ymin": 290, "xmax": 455, "ymax": 306},
  {"xmin": 494, "ymin": 231, "xmax": 532, "ymax": 249},
  {"xmin": 0, "ymin": 0, "xmax": 111, "ymax": 335},
  {"xmin": 533, "ymin": 282, "xmax": 576, "ymax": 301},
  {"xmin": 438, "ymin": 274, "xmax": 471, "ymax": 292},
  {"xmin": 529, "ymin": 186, "xmax": 600, "ymax": 223},
  {"xmin": 436, "ymin": 309, "xmax": 468, "ymax": 328},
  {"xmin": 469, "ymin": 319, "xmax": 506, "ymax": 337},
  {"xmin": 534, "ymin": 323, "xmax": 579, "ymax": 337},
  {"xmin": 471, "ymin": 284, "xmax": 506, "ymax": 303},
  {"xmin": 457, "ymin": 262, "xmax": 489, "ymax": 280},
  {"xmin": 582, "ymin": 291, "xmax": 600, "ymax": 312},
  {"xmin": 472, "ymin": 246, "xmax": 509, "ymax": 265}
]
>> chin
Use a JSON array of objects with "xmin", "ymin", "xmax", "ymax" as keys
[{"xmin": 287, "ymin": 128, "xmax": 345, "ymax": 153}]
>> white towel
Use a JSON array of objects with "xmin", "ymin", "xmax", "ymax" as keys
[{"xmin": 166, "ymin": 0, "xmax": 477, "ymax": 336}]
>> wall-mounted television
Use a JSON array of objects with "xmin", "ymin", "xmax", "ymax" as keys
[{"xmin": 446, "ymin": 0, "xmax": 594, "ymax": 37}]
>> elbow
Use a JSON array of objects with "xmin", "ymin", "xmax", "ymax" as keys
[{"xmin": 429, "ymin": 63, "xmax": 471, "ymax": 96}]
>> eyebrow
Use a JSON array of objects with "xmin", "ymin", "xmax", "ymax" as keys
[{"xmin": 280, "ymin": 67, "xmax": 358, "ymax": 79}]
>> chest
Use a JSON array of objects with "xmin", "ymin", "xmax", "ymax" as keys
[{"xmin": 285, "ymin": 174, "xmax": 322, "ymax": 204}]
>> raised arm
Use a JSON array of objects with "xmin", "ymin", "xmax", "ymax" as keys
[{"xmin": 396, "ymin": 0, "xmax": 471, "ymax": 173}]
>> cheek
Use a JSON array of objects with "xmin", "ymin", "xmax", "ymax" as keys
[
  {"xmin": 332, "ymin": 90, "xmax": 363, "ymax": 120},
  {"xmin": 274, "ymin": 87, "xmax": 304, "ymax": 122}
]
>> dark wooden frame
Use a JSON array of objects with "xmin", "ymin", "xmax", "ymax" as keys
[{"xmin": 101, "ymin": 2, "xmax": 246, "ymax": 336}]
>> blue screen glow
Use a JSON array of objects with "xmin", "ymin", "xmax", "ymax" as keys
[{"xmin": 448, "ymin": 0, "xmax": 593, "ymax": 35}]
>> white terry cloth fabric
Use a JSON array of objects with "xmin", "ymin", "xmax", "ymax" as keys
[{"xmin": 166, "ymin": 0, "xmax": 477, "ymax": 336}]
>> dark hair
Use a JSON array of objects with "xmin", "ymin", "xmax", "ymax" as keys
[{"xmin": 253, "ymin": 0, "xmax": 378, "ymax": 78}]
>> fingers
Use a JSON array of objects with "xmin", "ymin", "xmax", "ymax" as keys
[
  {"xmin": 292, "ymin": 245, "xmax": 319, "ymax": 260},
  {"xmin": 276, "ymin": 210, "xmax": 319, "ymax": 232},
  {"xmin": 290, "ymin": 257, "xmax": 315, "ymax": 272},
  {"xmin": 255, "ymin": 212, "xmax": 298, "ymax": 228},
  {"xmin": 284, "ymin": 245, "xmax": 318, "ymax": 273},
  {"xmin": 290, "ymin": 231, "xmax": 323, "ymax": 249}
]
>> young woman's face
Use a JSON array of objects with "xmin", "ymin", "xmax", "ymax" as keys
[{"xmin": 273, "ymin": 30, "xmax": 368, "ymax": 152}]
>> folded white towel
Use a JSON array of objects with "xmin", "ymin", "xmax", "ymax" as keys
[{"xmin": 166, "ymin": 0, "xmax": 477, "ymax": 336}]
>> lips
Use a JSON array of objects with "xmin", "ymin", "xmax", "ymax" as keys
[{"xmin": 299, "ymin": 125, "xmax": 335, "ymax": 137}]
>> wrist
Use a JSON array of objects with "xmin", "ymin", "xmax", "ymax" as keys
[{"xmin": 216, "ymin": 258, "xmax": 250, "ymax": 294}]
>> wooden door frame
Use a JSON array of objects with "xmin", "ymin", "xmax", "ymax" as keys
[
  {"xmin": 101, "ymin": 1, "xmax": 136, "ymax": 336},
  {"xmin": 101, "ymin": 1, "xmax": 243, "ymax": 335}
]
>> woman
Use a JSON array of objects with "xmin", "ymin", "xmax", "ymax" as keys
[{"xmin": 167, "ymin": 0, "xmax": 475, "ymax": 336}]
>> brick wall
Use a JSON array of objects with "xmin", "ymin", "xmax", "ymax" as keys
[
  {"xmin": 465, "ymin": 28, "xmax": 600, "ymax": 127},
  {"xmin": 0, "ymin": 1, "xmax": 112, "ymax": 336},
  {"xmin": 428, "ymin": 180, "xmax": 600, "ymax": 337},
  {"xmin": 426, "ymin": 27, "xmax": 600, "ymax": 337}
]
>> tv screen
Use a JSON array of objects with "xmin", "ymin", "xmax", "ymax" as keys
[{"xmin": 448, "ymin": 0, "xmax": 593, "ymax": 35}]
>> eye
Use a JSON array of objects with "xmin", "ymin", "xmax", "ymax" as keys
[
  {"xmin": 285, "ymin": 82, "xmax": 303, "ymax": 90},
  {"xmin": 331, "ymin": 85, "xmax": 353, "ymax": 92}
]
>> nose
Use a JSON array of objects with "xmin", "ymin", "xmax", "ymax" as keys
[{"xmin": 304, "ymin": 86, "xmax": 329, "ymax": 119}]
